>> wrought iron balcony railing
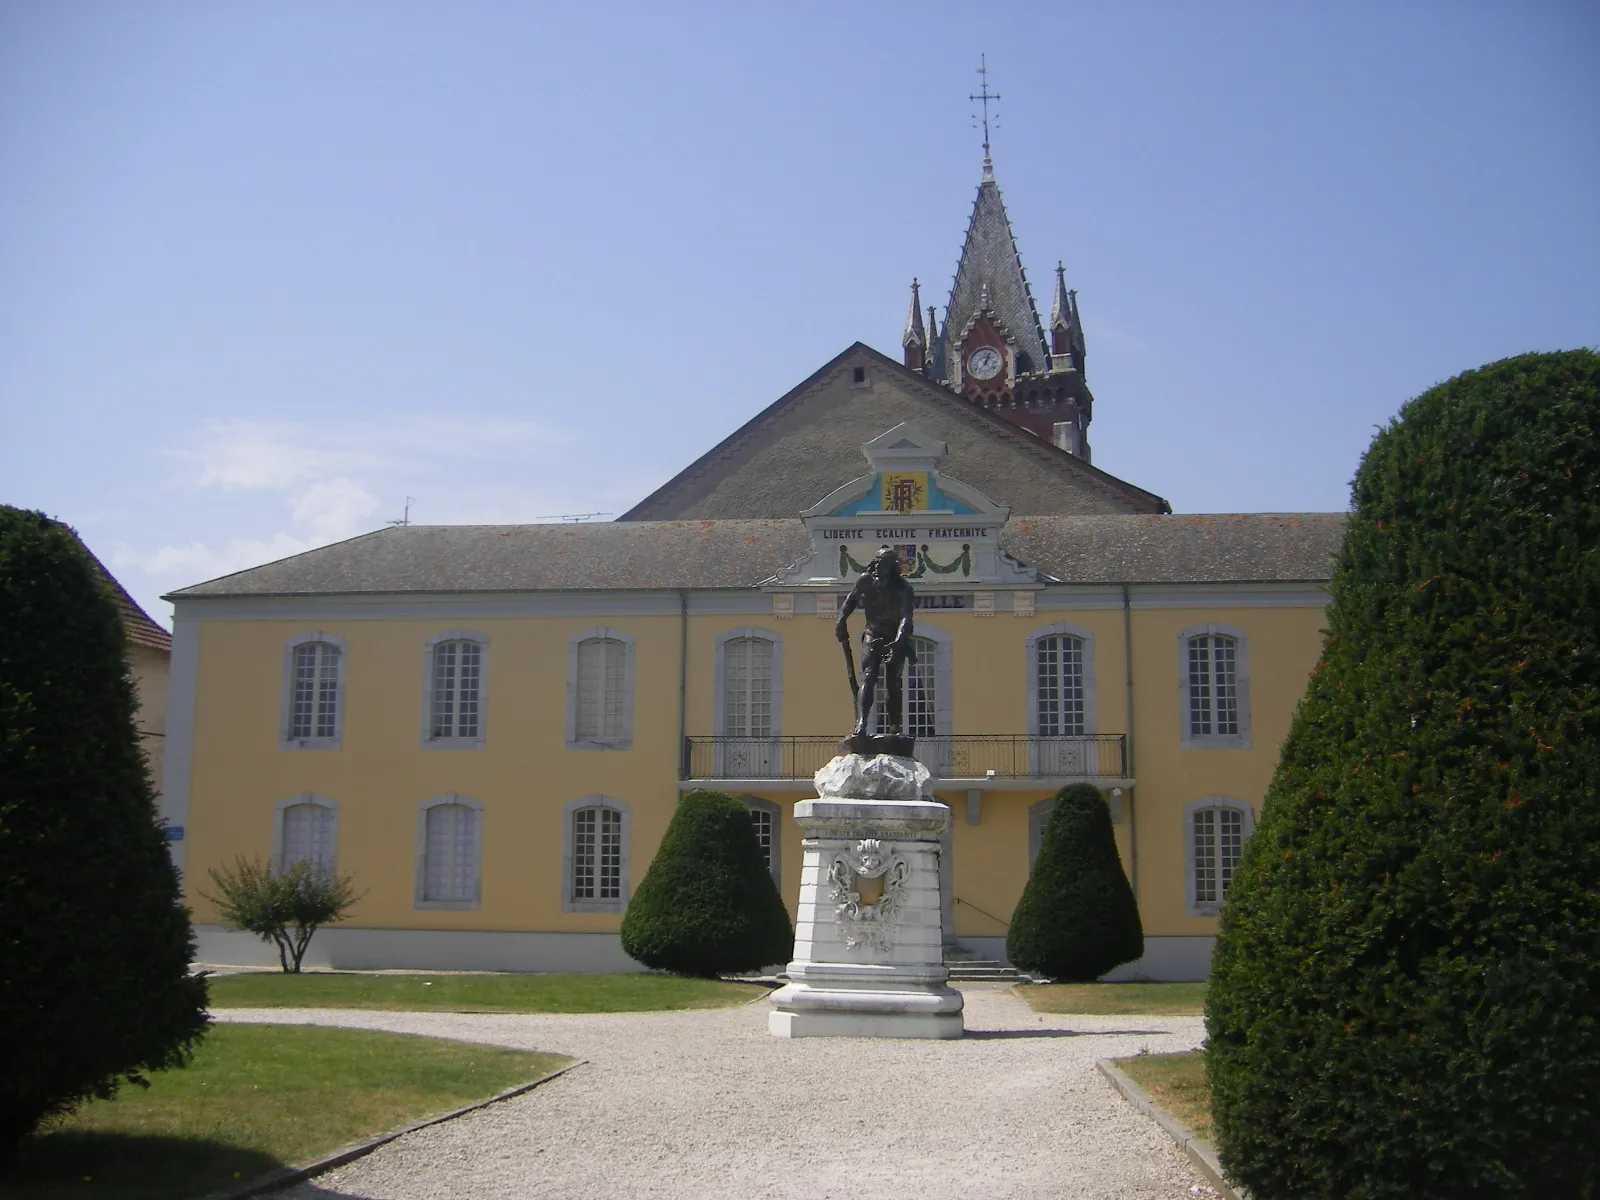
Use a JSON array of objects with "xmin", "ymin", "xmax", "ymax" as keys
[{"xmin": 681, "ymin": 734, "xmax": 1127, "ymax": 782}]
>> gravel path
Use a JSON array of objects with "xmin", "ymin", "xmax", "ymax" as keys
[{"xmin": 216, "ymin": 985, "xmax": 1213, "ymax": 1200}]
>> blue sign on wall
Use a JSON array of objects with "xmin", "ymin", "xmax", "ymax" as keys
[{"xmin": 164, "ymin": 825, "xmax": 185, "ymax": 842}]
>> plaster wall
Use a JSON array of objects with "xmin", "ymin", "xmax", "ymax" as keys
[
  {"xmin": 178, "ymin": 590, "xmax": 1326, "ymax": 970},
  {"xmin": 128, "ymin": 642, "xmax": 170, "ymax": 796}
]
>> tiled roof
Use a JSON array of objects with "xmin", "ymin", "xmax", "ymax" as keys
[
  {"xmin": 167, "ymin": 513, "xmax": 1344, "ymax": 600},
  {"xmin": 79, "ymin": 542, "xmax": 172, "ymax": 651},
  {"xmin": 618, "ymin": 344, "xmax": 1168, "ymax": 520}
]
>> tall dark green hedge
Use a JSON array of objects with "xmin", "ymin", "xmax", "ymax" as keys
[
  {"xmin": 0, "ymin": 509, "xmax": 209, "ymax": 1160},
  {"xmin": 1006, "ymin": 783, "xmax": 1142, "ymax": 981},
  {"xmin": 1205, "ymin": 351, "xmax": 1600, "ymax": 1200},
  {"xmin": 619, "ymin": 790, "xmax": 793, "ymax": 977}
]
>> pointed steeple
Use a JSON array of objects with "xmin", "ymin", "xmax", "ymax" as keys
[
  {"xmin": 902, "ymin": 279, "xmax": 926, "ymax": 370},
  {"xmin": 1068, "ymin": 288, "xmax": 1086, "ymax": 375},
  {"xmin": 926, "ymin": 305, "xmax": 943, "ymax": 380},
  {"xmin": 1050, "ymin": 262, "xmax": 1074, "ymax": 361},
  {"xmin": 942, "ymin": 162, "xmax": 1049, "ymax": 378}
]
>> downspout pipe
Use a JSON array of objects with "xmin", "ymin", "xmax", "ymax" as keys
[
  {"xmin": 677, "ymin": 589, "xmax": 689, "ymax": 781},
  {"xmin": 1123, "ymin": 583, "xmax": 1138, "ymax": 898}
]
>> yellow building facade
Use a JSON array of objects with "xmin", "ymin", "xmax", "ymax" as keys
[{"xmin": 166, "ymin": 385, "xmax": 1342, "ymax": 980}]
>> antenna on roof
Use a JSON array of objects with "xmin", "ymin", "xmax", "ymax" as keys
[
  {"xmin": 970, "ymin": 54, "xmax": 1000, "ymax": 180},
  {"xmin": 386, "ymin": 497, "xmax": 415, "ymax": 527},
  {"xmin": 537, "ymin": 512, "xmax": 613, "ymax": 523}
]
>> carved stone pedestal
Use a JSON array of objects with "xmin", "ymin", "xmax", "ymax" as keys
[{"xmin": 768, "ymin": 754, "xmax": 964, "ymax": 1039}]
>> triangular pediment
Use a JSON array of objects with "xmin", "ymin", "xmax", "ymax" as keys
[{"xmin": 779, "ymin": 422, "xmax": 1040, "ymax": 587}]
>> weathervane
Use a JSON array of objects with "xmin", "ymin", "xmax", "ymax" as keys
[{"xmin": 970, "ymin": 54, "xmax": 1000, "ymax": 180}]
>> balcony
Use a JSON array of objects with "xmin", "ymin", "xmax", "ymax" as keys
[{"xmin": 680, "ymin": 734, "xmax": 1129, "ymax": 791}]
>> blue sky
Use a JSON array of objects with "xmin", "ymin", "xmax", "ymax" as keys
[{"xmin": 3, "ymin": 1, "xmax": 1596, "ymax": 626}]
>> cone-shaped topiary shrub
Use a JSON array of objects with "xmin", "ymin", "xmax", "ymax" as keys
[
  {"xmin": 1205, "ymin": 350, "xmax": 1600, "ymax": 1200},
  {"xmin": 0, "ymin": 509, "xmax": 209, "ymax": 1160},
  {"xmin": 620, "ymin": 789, "xmax": 793, "ymax": 977},
  {"xmin": 1006, "ymin": 782, "xmax": 1142, "ymax": 981}
]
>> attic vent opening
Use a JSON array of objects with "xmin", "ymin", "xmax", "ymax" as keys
[{"xmin": 851, "ymin": 367, "xmax": 866, "ymax": 385}]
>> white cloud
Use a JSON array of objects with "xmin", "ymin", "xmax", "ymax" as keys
[
  {"xmin": 112, "ymin": 531, "xmax": 321, "ymax": 584},
  {"xmin": 291, "ymin": 476, "xmax": 381, "ymax": 540},
  {"xmin": 118, "ymin": 412, "xmax": 589, "ymax": 591}
]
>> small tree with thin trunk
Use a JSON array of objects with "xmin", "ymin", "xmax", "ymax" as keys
[{"xmin": 203, "ymin": 858, "xmax": 360, "ymax": 973}]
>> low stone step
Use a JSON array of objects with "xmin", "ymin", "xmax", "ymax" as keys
[{"xmin": 945, "ymin": 963, "xmax": 1027, "ymax": 982}]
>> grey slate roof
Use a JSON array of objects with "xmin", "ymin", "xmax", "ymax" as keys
[
  {"xmin": 167, "ymin": 513, "xmax": 1345, "ymax": 599},
  {"xmin": 937, "ymin": 173, "xmax": 1050, "ymax": 375},
  {"xmin": 618, "ymin": 344, "xmax": 1168, "ymax": 521}
]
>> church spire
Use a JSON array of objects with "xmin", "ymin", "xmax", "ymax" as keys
[
  {"xmin": 902, "ymin": 279, "xmax": 926, "ymax": 370},
  {"xmin": 941, "ymin": 159, "xmax": 1049, "ymax": 378},
  {"xmin": 1050, "ymin": 262, "xmax": 1073, "ymax": 358}
]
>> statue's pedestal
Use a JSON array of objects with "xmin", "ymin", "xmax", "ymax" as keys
[{"xmin": 768, "ymin": 754, "xmax": 964, "ymax": 1039}]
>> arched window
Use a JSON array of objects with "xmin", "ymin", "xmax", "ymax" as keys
[
  {"xmin": 715, "ymin": 630, "xmax": 781, "ymax": 777},
  {"xmin": 562, "ymin": 796, "xmax": 630, "ymax": 913},
  {"xmin": 1184, "ymin": 797, "xmax": 1256, "ymax": 916},
  {"xmin": 1179, "ymin": 624, "xmax": 1251, "ymax": 748},
  {"xmin": 423, "ymin": 632, "xmax": 487, "ymax": 746},
  {"xmin": 415, "ymin": 794, "xmax": 482, "ymax": 908},
  {"xmin": 281, "ymin": 633, "xmax": 345, "ymax": 748},
  {"xmin": 722, "ymin": 636, "xmax": 775, "ymax": 737},
  {"xmin": 566, "ymin": 629, "xmax": 636, "ymax": 750},
  {"xmin": 273, "ymin": 794, "xmax": 337, "ymax": 874},
  {"xmin": 1026, "ymin": 623, "xmax": 1097, "ymax": 776}
]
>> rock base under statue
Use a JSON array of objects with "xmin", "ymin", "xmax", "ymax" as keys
[{"xmin": 768, "ymin": 753, "xmax": 964, "ymax": 1040}]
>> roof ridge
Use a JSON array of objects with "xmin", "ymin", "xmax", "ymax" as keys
[
  {"xmin": 618, "ymin": 343, "xmax": 1168, "ymax": 521},
  {"xmin": 616, "ymin": 343, "xmax": 878, "ymax": 520}
]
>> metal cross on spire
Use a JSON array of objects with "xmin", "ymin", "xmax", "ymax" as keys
[{"xmin": 970, "ymin": 54, "xmax": 1000, "ymax": 180}]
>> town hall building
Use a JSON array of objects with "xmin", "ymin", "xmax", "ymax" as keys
[{"xmin": 162, "ymin": 151, "xmax": 1342, "ymax": 980}]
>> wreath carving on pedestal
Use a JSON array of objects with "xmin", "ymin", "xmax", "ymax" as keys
[{"xmin": 827, "ymin": 838, "xmax": 910, "ymax": 955}]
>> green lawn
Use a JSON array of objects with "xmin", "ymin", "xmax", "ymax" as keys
[
  {"xmin": 5, "ymin": 1024, "xmax": 570, "ymax": 1200},
  {"xmin": 1115, "ymin": 1050, "xmax": 1212, "ymax": 1141},
  {"xmin": 206, "ymin": 970, "xmax": 770, "ymax": 1013},
  {"xmin": 1018, "ymin": 980, "xmax": 1207, "ymax": 1015}
]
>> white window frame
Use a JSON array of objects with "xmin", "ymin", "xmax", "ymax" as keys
[
  {"xmin": 742, "ymin": 795, "xmax": 782, "ymax": 884},
  {"xmin": 1025, "ymin": 622, "xmax": 1097, "ymax": 776},
  {"xmin": 562, "ymin": 795, "xmax": 631, "ymax": 913},
  {"xmin": 420, "ymin": 630, "xmax": 488, "ymax": 749},
  {"xmin": 1026, "ymin": 623, "xmax": 1097, "ymax": 736},
  {"xmin": 279, "ymin": 632, "xmax": 346, "ymax": 749},
  {"xmin": 1179, "ymin": 623, "xmax": 1251, "ymax": 749},
  {"xmin": 566, "ymin": 628, "xmax": 636, "ymax": 750},
  {"xmin": 272, "ymin": 793, "xmax": 338, "ymax": 875},
  {"xmin": 1183, "ymin": 796, "xmax": 1255, "ymax": 916},
  {"xmin": 714, "ymin": 628, "xmax": 782, "ymax": 777},
  {"xmin": 413, "ymin": 793, "xmax": 483, "ymax": 910}
]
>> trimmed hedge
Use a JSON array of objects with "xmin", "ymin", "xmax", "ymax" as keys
[
  {"xmin": 619, "ymin": 790, "xmax": 793, "ymax": 977},
  {"xmin": 1205, "ymin": 351, "xmax": 1600, "ymax": 1199},
  {"xmin": 0, "ymin": 509, "xmax": 209, "ymax": 1159},
  {"xmin": 1006, "ymin": 783, "xmax": 1142, "ymax": 981}
]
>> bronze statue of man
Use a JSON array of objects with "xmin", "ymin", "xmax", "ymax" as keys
[{"xmin": 835, "ymin": 546, "xmax": 917, "ymax": 738}]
